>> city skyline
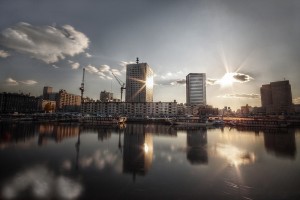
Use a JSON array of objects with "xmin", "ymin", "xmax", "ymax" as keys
[{"xmin": 1, "ymin": 0, "xmax": 300, "ymax": 109}]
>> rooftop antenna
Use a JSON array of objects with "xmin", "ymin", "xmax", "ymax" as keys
[{"xmin": 136, "ymin": 57, "xmax": 139, "ymax": 64}]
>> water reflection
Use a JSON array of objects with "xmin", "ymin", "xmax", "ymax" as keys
[
  {"xmin": 123, "ymin": 124, "xmax": 153, "ymax": 180},
  {"xmin": 38, "ymin": 124, "xmax": 80, "ymax": 145},
  {"xmin": 2, "ymin": 165, "xmax": 82, "ymax": 199},
  {"xmin": 0, "ymin": 122, "xmax": 36, "ymax": 148},
  {"xmin": 216, "ymin": 144, "xmax": 256, "ymax": 166},
  {"xmin": 186, "ymin": 128, "xmax": 208, "ymax": 164},
  {"xmin": 263, "ymin": 129, "xmax": 296, "ymax": 159}
]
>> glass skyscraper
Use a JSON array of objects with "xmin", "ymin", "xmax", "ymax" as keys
[{"xmin": 186, "ymin": 73, "xmax": 206, "ymax": 106}]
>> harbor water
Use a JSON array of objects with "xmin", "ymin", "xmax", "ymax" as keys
[{"xmin": 0, "ymin": 122, "xmax": 300, "ymax": 200}]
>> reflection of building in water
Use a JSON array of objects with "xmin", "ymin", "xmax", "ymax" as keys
[
  {"xmin": 97, "ymin": 129, "xmax": 112, "ymax": 141},
  {"xmin": 263, "ymin": 129, "xmax": 296, "ymax": 159},
  {"xmin": 186, "ymin": 128, "xmax": 208, "ymax": 164},
  {"xmin": 38, "ymin": 124, "xmax": 79, "ymax": 145},
  {"xmin": 0, "ymin": 122, "xmax": 36, "ymax": 146},
  {"xmin": 123, "ymin": 124, "xmax": 153, "ymax": 179}
]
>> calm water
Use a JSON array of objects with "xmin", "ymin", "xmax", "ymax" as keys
[{"xmin": 0, "ymin": 122, "xmax": 300, "ymax": 200}]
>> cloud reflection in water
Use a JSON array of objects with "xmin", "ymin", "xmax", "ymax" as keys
[{"xmin": 2, "ymin": 166, "xmax": 82, "ymax": 199}]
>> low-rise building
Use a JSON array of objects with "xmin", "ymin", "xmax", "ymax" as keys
[{"xmin": 0, "ymin": 92, "xmax": 38, "ymax": 113}]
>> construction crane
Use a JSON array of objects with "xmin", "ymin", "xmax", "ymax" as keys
[
  {"xmin": 112, "ymin": 72, "xmax": 126, "ymax": 102},
  {"xmin": 79, "ymin": 68, "xmax": 85, "ymax": 105}
]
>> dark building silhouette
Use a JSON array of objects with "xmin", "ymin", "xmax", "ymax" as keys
[
  {"xmin": 186, "ymin": 128, "xmax": 208, "ymax": 164},
  {"xmin": 0, "ymin": 92, "xmax": 38, "ymax": 113},
  {"xmin": 260, "ymin": 80, "xmax": 294, "ymax": 114},
  {"xmin": 263, "ymin": 129, "xmax": 296, "ymax": 159},
  {"xmin": 123, "ymin": 124, "xmax": 153, "ymax": 180}
]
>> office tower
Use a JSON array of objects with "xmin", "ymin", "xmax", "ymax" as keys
[
  {"xmin": 43, "ymin": 86, "xmax": 53, "ymax": 100},
  {"xmin": 260, "ymin": 80, "xmax": 293, "ymax": 114},
  {"xmin": 186, "ymin": 73, "xmax": 206, "ymax": 106},
  {"xmin": 100, "ymin": 90, "xmax": 113, "ymax": 102},
  {"xmin": 125, "ymin": 60, "xmax": 153, "ymax": 102}
]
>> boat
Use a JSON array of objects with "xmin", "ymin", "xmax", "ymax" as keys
[{"xmin": 166, "ymin": 117, "xmax": 214, "ymax": 127}]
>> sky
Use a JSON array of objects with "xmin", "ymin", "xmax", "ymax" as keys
[{"xmin": 0, "ymin": 0, "xmax": 300, "ymax": 110}]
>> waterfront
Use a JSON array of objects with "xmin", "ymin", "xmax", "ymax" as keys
[{"xmin": 0, "ymin": 123, "xmax": 300, "ymax": 200}]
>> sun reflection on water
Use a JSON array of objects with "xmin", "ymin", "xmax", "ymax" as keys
[{"xmin": 216, "ymin": 144, "xmax": 255, "ymax": 167}]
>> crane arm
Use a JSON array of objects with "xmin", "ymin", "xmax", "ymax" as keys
[{"xmin": 112, "ymin": 72, "xmax": 125, "ymax": 87}]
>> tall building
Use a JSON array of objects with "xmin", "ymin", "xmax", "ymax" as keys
[
  {"xmin": 186, "ymin": 73, "xmax": 206, "ymax": 106},
  {"xmin": 100, "ymin": 90, "xmax": 113, "ymax": 102},
  {"xmin": 125, "ymin": 60, "xmax": 153, "ymax": 102},
  {"xmin": 43, "ymin": 86, "xmax": 53, "ymax": 100},
  {"xmin": 57, "ymin": 89, "xmax": 81, "ymax": 111},
  {"xmin": 260, "ymin": 80, "xmax": 293, "ymax": 114}
]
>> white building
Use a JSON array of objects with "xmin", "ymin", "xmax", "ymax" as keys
[{"xmin": 81, "ymin": 101, "xmax": 178, "ymax": 117}]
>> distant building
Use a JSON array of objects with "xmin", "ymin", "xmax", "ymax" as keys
[
  {"xmin": 0, "ymin": 92, "xmax": 38, "ymax": 113},
  {"xmin": 186, "ymin": 73, "xmax": 206, "ymax": 106},
  {"xmin": 100, "ymin": 90, "xmax": 113, "ymax": 102},
  {"xmin": 240, "ymin": 104, "xmax": 252, "ymax": 116},
  {"xmin": 57, "ymin": 89, "xmax": 81, "ymax": 112},
  {"xmin": 81, "ymin": 101, "xmax": 178, "ymax": 117},
  {"xmin": 125, "ymin": 60, "xmax": 153, "ymax": 102},
  {"xmin": 43, "ymin": 86, "xmax": 53, "ymax": 100},
  {"xmin": 260, "ymin": 80, "xmax": 294, "ymax": 114}
]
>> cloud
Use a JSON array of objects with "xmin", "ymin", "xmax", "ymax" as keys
[
  {"xmin": 170, "ymin": 79, "xmax": 186, "ymax": 85},
  {"xmin": 52, "ymin": 64, "xmax": 59, "ymax": 69},
  {"xmin": 71, "ymin": 62, "xmax": 80, "ymax": 69},
  {"xmin": 5, "ymin": 78, "xmax": 37, "ymax": 86},
  {"xmin": 19, "ymin": 80, "xmax": 38, "ymax": 85},
  {"xmin": 1, "ymin": 166, "xmax": 82, "ymax": 199},
  {"xmin": 155, "ymin": 71, "xmax": 185, "ymax": 86},
  {"xmin": 85, "ymin": 64, "xmax": 122, "ymax": 79},
  {"xmin": 6, "ymin": 78, "xmax": 18, "ymax": 86},
  {"xmin": 206, "ymin": 79, "xmax": 218, "ymax": 85},
  {"xmin": 0, "ymin": 22, "xmax": 89, "ymax": 64},
  {"xmin": 218, "ymin": 93, "xmax": 260, "ymax": 99},
  {"xmin": 0, "ymin": 49, "xmax": 10, "ymax": 58},
  {"xmin": 85, "ymin": 52, "xmax": 92, "ymax": 58},
  {"xmin": 99, "ymin": 64, "xmax": 110, "ymax": 72},
  {"xmin": 232, "ymin": 73, "xmax": 253, "ymax": 83},
  {"xmin": 293, "ymin": 97, "xmax": 300, "ymax": 104}
]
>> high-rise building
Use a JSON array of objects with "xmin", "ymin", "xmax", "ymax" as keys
[
  {"xmin": 43, "ymin": 86, "xmax": 53, "ymax": 100},
  {"xmin": 186, "ymin": 73, "xmax": 206, "ymax": 106},
  {"xmin": 125, "ymin": 60, "xmax": 153, "ymax": 102},
  {"xmin": 100, "ymin": 90, "xmax": 113, "ymax": 102},
  {"xmin": 260, "ymin": 80, "xmax": 293, "ymax": 114}
]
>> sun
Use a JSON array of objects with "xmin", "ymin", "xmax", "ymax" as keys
[{"xmin": 218, "ymin": 73, "xmax": 235, "ymax": 87}]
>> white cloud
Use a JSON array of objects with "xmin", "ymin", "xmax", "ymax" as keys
[
  {"xmin": 85, "ymin": 64, "xmax": 121, "ymax": 80},
  {"xmin": 99, "ymin": 64, "xmax": 110, "ymax": 72},
  {"xmin": 19, "ymin": 80, "xmax": 38, "ymax": 85},
  {"xmin": 208, "ymin": 72, "xmax": 254, "ymax": 86},
  {"xmin": 6, "ymin": 78, "xmax": 37, "ymax": 86},
  {"xmin": 52, "ymin": 64, "xmax": 59, "ymax": 69},
  {"xmin": 0, "ymin": 49, "xmax": 10, "ymax": 58},
  {"xmin": 71, "ymin": 62, "xmax": 80, "ymax": 70},
  {"xmin": 1, "ymin": 166, "xmax": 82, "ymax": 199},
  {"xmin": 0, "ymin": 22, "xmax": 89, "ymax": 63},
  {"xmin": 6, "ymin": 78, "xmax": 18, "ymax": 85},
  {"xmin": 85, "ymin": 52, "xmax": 92, "ymax": 58},
  {"xmin": 218, "ymin": 93, "xmax": 260, "ymax": 99}
]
